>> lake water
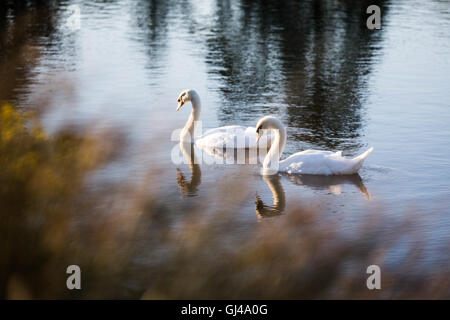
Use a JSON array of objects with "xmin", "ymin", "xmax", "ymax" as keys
[{"xmin": 2, "ymin": 0, "xmax": 450, "ymax": 265}]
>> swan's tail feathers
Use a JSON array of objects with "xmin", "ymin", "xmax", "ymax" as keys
[
  {"xmin": 349, "ymin": 147, "xmax": 373, "ymax": 173},
  {"xmin": 355, "ymin": 147, "xmax": 374, "ymax": 161}
]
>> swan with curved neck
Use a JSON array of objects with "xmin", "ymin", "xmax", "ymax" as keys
[
  {"xmin": 177, "ymin": 89, "xmax": 202, "ymax": 143},
  {"xmin": 255, "ymin": 116, "xmax": 373, "ymax": 175},
  {"xmin": 177, "ymin": 89, "xmax": 273, "ymax": 149}
]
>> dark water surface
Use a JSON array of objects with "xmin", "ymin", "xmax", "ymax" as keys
[{"xmin": 1, "ymin": 0, "xmax": 450, "ymax": 266}]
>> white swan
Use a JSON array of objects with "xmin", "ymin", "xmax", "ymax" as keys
[
  {"xmin": 177, "ymin": 89, "xmax": 272, "ymax": 149},
  {"xmin": 255, "ymin": 116, "xmax": 373, "ymax": 175}
]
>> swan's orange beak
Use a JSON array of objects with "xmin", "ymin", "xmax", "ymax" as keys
[
  {"xmin": 256, "ymin": 132, "xmax": 262, "ymax": 143},
  {"xmin": 176, "ymin": 100, "xmax": 185, "ymax": 111}
]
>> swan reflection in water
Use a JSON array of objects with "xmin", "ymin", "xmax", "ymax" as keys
[
  {"xmin": 255, "ymin": 175, "xmax": 286, "ymax": 219},
  {"xmin": 176, "ymin": 142, "xmax": 201, "ymax": 197},
  {"xmin": 255, "ymin": 173, "xmax": 371, "ymax": 219},
  {"xmin": 283, "ymin": 173, "xmax": 371, "ymax": 200},
  {"xmin": 176, "ymin": 141, "xmax": 269, "ymax": 197},
  {"xmin": 176, "ymin": 142, "xmax": 370, "ymax": 209}
]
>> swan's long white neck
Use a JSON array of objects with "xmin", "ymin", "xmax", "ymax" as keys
[
  {"xmin": 180, "ymin": 91, "xmax": 201, "ymax": 143},
  {"xmin": 263, "ymin": 119, "xmax": 287, "ymax": 170}
]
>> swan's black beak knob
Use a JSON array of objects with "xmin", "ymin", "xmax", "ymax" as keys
[
  {"xmin": 256, "ymin": 132, "xmax": 262, "ymax": 143},
  {"xmin": 177, "ymin": 100, "xmax": 185, "ymax": 111}
]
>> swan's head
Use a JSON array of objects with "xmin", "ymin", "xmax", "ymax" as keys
[
  {"xmin": 176, "ymin": 89, "xmax": 197, "ymax": 111},
  {"xmin": 255, "ymin": 116, "xmax": 284, "ymax": 142}
]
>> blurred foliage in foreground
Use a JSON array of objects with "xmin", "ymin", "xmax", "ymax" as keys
[{"xmin": 0, "ymin": 104, "xmax": 449, "ymax": 299}]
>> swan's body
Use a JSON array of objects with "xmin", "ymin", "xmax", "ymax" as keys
[
  {"xmin": 256, "ymin": 116, "xmax": 373, "ymax": 175},
  {"xmin": 177, "ymin": 89, "xmax": 272, "ymax": 148},
  {"xmin": 279, "ymin": 148, "xmax": 373, "ymax": 175},
  {"xmin": 196, "ymin": 125, "xmax": 271, "ymax": 149}
]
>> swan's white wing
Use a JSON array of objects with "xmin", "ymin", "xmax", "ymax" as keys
[
  {"xmin": 280, "ymin": 150, "xmax": 339, "ymax": 175},
  {"xmin": 196, "ymin": 126, "xmax": 272, "ymax": 149},
  {"xmin": 279, "ymin": 148, "xmax": 373, "ymax": 175}
]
